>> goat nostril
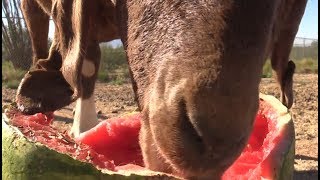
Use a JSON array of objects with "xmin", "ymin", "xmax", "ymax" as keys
[
  {"xmin": 67, "ymin": 88, "xmax": 74, "ymax": 95},
  {"xmin": 35, "ymin": 96, "xmax": 42, "ymax": 102},
  {"xmin": 196, "ymin": 136, "xmax": 203, "ymax": 143}
]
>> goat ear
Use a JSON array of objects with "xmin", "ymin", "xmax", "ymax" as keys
[{"xmin": 280, "ymin": 60, "xmax": 295, "ymax": 108}]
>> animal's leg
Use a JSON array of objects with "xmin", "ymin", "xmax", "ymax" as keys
[
  {"xmin": 271, "ymin": 0, "xmax": 307, "ymax": 108},
  {"xmin": 51, "ymin": 0, "xmax": 104, "ymax": 137},
  {"xmin": 21, "ymin": 0, "xmax": 50, "ymax": 64},
  {"xmin": 70, "ymin": 95, "xmax": 98, "ymax": 137},
  {"xmin": 270, "ymin": 53, "xmax": 295, "ymax": 108},
  {"xmin": 35, "ymin": 30, "xmax": 63, "ymax": 71},
  {"xmin": 68, "ymin": 43, "xmax": 100, "ymax": 138}
]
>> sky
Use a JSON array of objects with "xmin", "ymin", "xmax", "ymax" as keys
[{"xmin": 295, "ymin": 0, "xmax": 318, "ymax": 39}]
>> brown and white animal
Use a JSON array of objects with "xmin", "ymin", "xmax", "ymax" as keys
[
  {"xmin": 18, "ymin": 0, "xmax": 119, "ymax": 136},
  {"xmin": 17, "ymin": 0, "xmax": 307, "ymax": 179}
]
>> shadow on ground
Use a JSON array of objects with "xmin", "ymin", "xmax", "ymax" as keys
[
  {"xmin": 293, "ymin": 155, "xmax": 318, "ymax": 179},
  {"xmin": 294, "ymin": 170, "xmax": 318, "ymax": 180},
  {"xmin": 295, "ymin": 155, "xmax": 318, "ymax": 161},
  {"xmin": 54, "ymin": 114, "xmax": 73, "ymax": 123}
]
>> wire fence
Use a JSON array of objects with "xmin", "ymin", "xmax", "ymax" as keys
[
  {"xmin": 291, "ymin": 37, "xmax": 318, "ymax": 61},
  {"xmin": 294, "ymin": 37, "xmax": 317, "ymax": 46}
]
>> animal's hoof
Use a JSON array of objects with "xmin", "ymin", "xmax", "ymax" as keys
[
  {"xmin": 281, "ymin": 60, "xmax": 295, "ymax": 109},
  {"xmin": 16, "ymin": 69, "xmax": 75, "ymax": 114}
]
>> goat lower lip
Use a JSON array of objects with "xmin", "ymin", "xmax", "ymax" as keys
[{"xmin": 16, "ymin": 103, "xmax": 40, "ymax": 115}]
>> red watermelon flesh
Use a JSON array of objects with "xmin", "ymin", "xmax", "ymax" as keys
[
  {"xmin": 221, "ymin": 100, "xmax": 280, "ymax": 180},
  {"xmin": 5, "ymin": 110, "xmax": 116, "ymax": 170},
  {"xmin": 5, "ymin": 99, "xmax": 287, "ymax": 178},
  {"xmin": 75, "ymin": 113, "xmax": 143, "ymax": 166}
]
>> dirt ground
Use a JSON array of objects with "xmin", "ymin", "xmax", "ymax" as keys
[{"xmin": 2, "ymin": 73, "xmax": 318, "ymax": 179}]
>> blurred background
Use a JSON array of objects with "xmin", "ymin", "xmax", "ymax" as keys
[{"xmin": 2, "ymin": 0, "xmax": 318, "ymax": 89}]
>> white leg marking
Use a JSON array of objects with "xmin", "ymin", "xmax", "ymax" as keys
[
  {"xmin": 81, "ymin": 59, "xmax": 95, "ymax": 77},
  {"xmin": 70, "ymin": 95, "xmax": 99, "ymax": 138}
]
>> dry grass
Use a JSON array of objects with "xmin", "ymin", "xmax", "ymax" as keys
[
  {"xmin": 2, "ymin": 61, "xmax": 27, "ymax": 89},
  {"xmin": 262, "ymin": 58, "xmax": 317, "ymax": 78}
]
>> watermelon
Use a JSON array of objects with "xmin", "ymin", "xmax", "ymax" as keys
[
  {"xmin": 2, "ymin": 93, "xmax": 294, "ymax": 179},
  {"xmin": 222, "ymin": 93, "xmax": 295, "ymax": 180}
]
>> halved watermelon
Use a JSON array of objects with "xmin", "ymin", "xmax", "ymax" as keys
[
  {"xmin": 222, "ymin": 93, "xmax": 295, "ymax": 180},
  {"xmin": 2, "ymin": 93, "xmax": 294, "ymax": 179}
]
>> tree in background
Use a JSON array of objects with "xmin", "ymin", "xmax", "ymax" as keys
[
  {"xmin": 98, "ymin": 44, "xmax": 130, "ymax": 83},
  {"xmin": 310, "ymin": 40, "xmax": 318, "ymax": 60},
  {"xmin": 2, "ymin": 0, "xmax": 32, "ymax": 70}
]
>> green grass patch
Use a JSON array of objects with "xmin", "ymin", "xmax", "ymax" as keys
[
  {"xmin": 294, "ymin": 58, "xmax": 318, "ymax": 73},
  {"xmin": 97, "ymin": 71, "xmax": 110, "ymax": 82},
  {"xmin": 262, "ymin": 58, "xmax": 318, "ymax": 78},
  {"xmin": 262, "ymin": 60, "xmax": 273, "ymax": 78},
  {"xmin": 2, "ymin": 61, "xmax": 27, "ymax": 89},
  {"xmin": 97, "ymin": 67, "xmax": 130, "ymax": 85}
]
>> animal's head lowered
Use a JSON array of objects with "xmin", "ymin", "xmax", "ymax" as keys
[{"xmin": 16, "ymin": 70, "xmax": 75, "ymax": 114}]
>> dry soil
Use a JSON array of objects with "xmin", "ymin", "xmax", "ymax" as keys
[{"xmin": 2, "ymin": 74, "xmax": 318, "ymax": 179}]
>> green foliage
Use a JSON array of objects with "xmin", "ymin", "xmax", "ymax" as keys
[
  {"xmin": 2, "ymin": 44, "xmax": 131, "ymax": 88},
  {"xmin": 98, "ymin": 43, "xmax": 317, "ymax": 82},
  {"xmin": 294, "ymin": 58, "xmax": 318, "ymax": 74},
  {"xmin": 2, "ymin": 0, "xmax": 32, "ymax": 70},
  {"xmin": 2, "ymin": 61, "xmax": 26, "ymax": 89},
  {"xmin": 263, "ymin": 40, "xmax": 318, "ymax": 78},
  {"xmin": 98, "ymin": 45, "xmax": 130, "ymax": 84},
  {"xmin": 262, "ymin": 58, "xmax": 318, "ymax": 78},
  {"xmin": 97, "ymin": 71, "xmax": 110, "ymax": 82},
  {"xmin": 100, "ymin": 45, "xmax": 127, "ymax": 71},
  {"xmin": 262, "ymin": 60, "xmax": 273, "ymax": 78},
  {"xmin": 111, "ymin": 68, "xmax": 131, "ymax": 85}
]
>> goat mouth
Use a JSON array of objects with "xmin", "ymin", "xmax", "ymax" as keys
[
  {"xmin": 15, "ymin": 95, "xmax": 45, "ymax": 115},
  {"xmin": 16, "ymin": 94, "xmax": 74, "ymax": 115},
  {"xmin": 16, "ymin": 95, "xmax": 50, "ymax": 115},
  {"xmin": 15, "ymin": 69, "xmax": 75, "ymax": 115}
]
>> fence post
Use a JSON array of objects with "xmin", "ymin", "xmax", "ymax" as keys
[{"xmin": 303, "ymin": 38, "xmax": 305, "ymax": 58}]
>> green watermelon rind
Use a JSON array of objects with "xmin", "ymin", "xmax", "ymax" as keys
[
  {"xmin": 279, "ymin": 133, "xmax": 295, "ymax": 180},
  {"xmin": 2, "ymin": 115, "xmax": 177, "ymax": 180},
  {"xmin": 259, "ymin": 93, "xmax": 295, "ymax": 180},
  {"xmin": 2, "ymin": 93, "xmax": 295, "ymax": 180}
]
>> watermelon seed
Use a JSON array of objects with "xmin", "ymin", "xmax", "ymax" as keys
[
  {"xmin": 61, "ymin": 138, "xmax": 71, "ymax": 144},
  {"xmin": 57, "ymin": 133, "xmax": 63, "ymax": 139},
  {"xmin": 29, "ymin": 130, "xmax": 35, "ymax": 137},
  {"xmin": 48, "ymin": 135, "xmax": 56, "ymax": 139},
  {"xmin": 86, "ymin": 151, "xmax": 92, "ymax": 161},
  {"xmin": 31, "ymin": 136, "xmax": 37, "ymax": 141},
  {"xmin": 75, "ymin": 149, "xmax": 80, "ymax": 157}
]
